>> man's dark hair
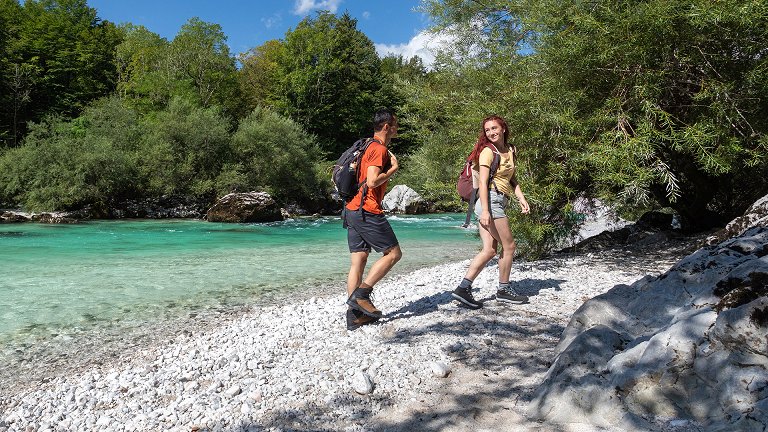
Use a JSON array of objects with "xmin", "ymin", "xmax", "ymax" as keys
[{"xmin": 373, "ymin": 107, "xmax": 396, "ymax": 132}]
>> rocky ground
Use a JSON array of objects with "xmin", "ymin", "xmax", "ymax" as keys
[{"xmin": 0, "ymin": 234, "xmax": 705, "ymax": 432}]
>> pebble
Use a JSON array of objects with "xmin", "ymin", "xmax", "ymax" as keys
[
  {"xmin": 224, "ymin": 385, "xmax": 241, "ymax": 398},
  {"xmin": 351, "ymin": 371, "xmax": 374, "ymax": 395},
  {"xmin": 430, "ymin": 361, "xmax": 451, "ymax": 378}
]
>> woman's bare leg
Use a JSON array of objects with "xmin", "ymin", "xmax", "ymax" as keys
[{"xmin": 463, "ymin": 224, "xmax": 499, "ymax": 281}]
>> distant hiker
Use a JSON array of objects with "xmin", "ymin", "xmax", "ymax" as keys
[
  {"xmin": 451, "ymin": 115, "xmax": 530, "ymax": 309},
  {"xmin": 343, "ymin": 107, "xmax": 402, "ymax": 330}
]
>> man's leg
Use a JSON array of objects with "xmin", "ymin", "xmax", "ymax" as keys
[
  {"xmin": 345, "ymin": 213, "xmax": 382, "ymax": 328},
  {"xmin": 360, "ymin": 245, "xmax": 402, "ymax": 289},
  {"xmin": 347, "ymin": 214, "xmax": 400, "ymax": 318},
  {"xmin": 347, "ymin": 251, "xmax": 369, "ymax": 297}
]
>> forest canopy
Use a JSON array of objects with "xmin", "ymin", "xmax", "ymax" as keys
[{"xmin": 1, "ymin": 0, "xmax": 766, "ymax": 256}]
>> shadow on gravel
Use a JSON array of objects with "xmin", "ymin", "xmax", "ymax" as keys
[
  {"xmin": 383, "ymin": 291, "xmax": 454, "ymax": 322},
  {"xmin": 221, "ymin": 306, "xmax": 676, "ymax": 432},
  {"xmin": 384, "ymin": 277, "xmax": 566, "ymax": 323},
  {"xmin": 221, "ymin": 236, "xmax": 710, "ymax": 432},
  {"xmin": 224, "ymin": 309, "xmax": 570, "ymax": 432},
  {"xmin": 515, "ymin": 277, "xmax": 567, "ymax": 295}
]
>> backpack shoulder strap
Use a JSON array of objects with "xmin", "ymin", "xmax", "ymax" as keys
[
  {"xmin": 355, "ymin": 137, "xmax": 382, "ymax": 214},
  {"xmin": 484, "ymin": 143, "xmax": 501, "ymax": 193},
  {"xmin": 356, "ymin": 137, "xmax": 379, "ymax": 183}
]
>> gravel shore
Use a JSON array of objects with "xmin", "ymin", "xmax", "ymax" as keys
[{"xmin": 0, "ymin": 238, "xmax": 700, "ymax": 432}]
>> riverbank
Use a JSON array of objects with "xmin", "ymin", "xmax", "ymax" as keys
[{"xmin": 0, "ymin": 236, "xmax": 703, "ymax": 432}]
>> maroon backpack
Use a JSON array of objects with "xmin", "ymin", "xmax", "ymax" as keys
[{"xmin": 456, "ymin": 143, "xmax": 502, "ymax": 227}]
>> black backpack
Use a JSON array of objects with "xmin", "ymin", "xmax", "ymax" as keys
[
  {"xmin": 332, "ymin": 137, "xmax": 383, "ymax": 227},
  {"xmin": 332, "ymin": 137, "xmax": 380, "ymax": 202}
]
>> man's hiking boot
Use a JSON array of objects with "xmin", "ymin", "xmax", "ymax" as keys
[
  {"xmin": 451, "ymin": 286, "xmax": 483, "ymax": 309},
  {"xmin": 347, "ymin": 287, "xmax": 383, "ymax": 318},
  {"xmin": 346, "ymin": 307, "xmax": 379, "ymax": 331},
  {"xmin": 496, "ymin": 287, "xmax": 529, "ymax": 304}
]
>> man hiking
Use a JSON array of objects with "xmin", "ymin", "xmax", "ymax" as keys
[{"xmin": 344, "ymin": 107, "xmax": 402, "ymax": 330}]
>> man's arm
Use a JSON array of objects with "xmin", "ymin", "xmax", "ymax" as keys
[{"xmin": 366, "ymin": 151, "xmax": 398, "ymax": 188}]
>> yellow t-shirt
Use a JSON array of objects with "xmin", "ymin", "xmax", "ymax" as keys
[{"xmin": 476, "ymin": 146, "xmax": 516, "ymax": 196}]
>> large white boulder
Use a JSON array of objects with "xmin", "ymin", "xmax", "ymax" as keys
[
  {"xmin": 568, "ymin": 196, "xmax": 630, "ymax": 245},
  {"xmin": 530, "ymin": 194, "xmax": 768, "ymax": 431},
  {"xmin": 382, "ymin": 185, "xmax": 430, "ymax": 214}
]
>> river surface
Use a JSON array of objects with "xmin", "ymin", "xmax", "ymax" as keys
[{"xmin": 0, "ymin": 214, "xmax": 478, "ymax": 351}]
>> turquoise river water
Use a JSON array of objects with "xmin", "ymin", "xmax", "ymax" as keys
[{"xmin": 0, "ymin": 214, "xmax": 478, "ymax": 350}]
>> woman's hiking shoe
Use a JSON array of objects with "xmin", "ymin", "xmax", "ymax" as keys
[
  {"xmin": 346, "ymin": 287, "xmax": 383, "ymax": 318},
  {"xmin": 346, "ymin": 308, "xmax": 379, "ymax": 331},
  {"xmin": 451, "ymin": 286, "xmax": 483, "ymax": 309},
  {"xmin": 496, "ymin": 287, "xmax": 529, "ymax": 304}
]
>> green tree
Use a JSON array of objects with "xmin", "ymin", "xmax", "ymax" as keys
[
  {"xmin": 114, "ymin": 24, "xmax": 173, "ymax": 112},
  {"xmin": 417, "ymin": 0, "xmax": 768, "ymax": 236},
  {"xmin": 138, "ymin": 97, "xmax": 231, "ymax": 197},
  {"xmin": 0, "ymin": 0, "xmax": 25, "ymax": 146},
  {"xmin": 237, "ymin": 39, "xmax": 285, "ymax": 113},
  {"xmin": 533, "ymin": 0, "xmax": 768, "ymax": 230},
  {"xmin": 169, "ymin": 18, "xmax": 241, "ymax": 115},
  {"xmin": 1, "ymin": 0, "xmax": 122, "ymax": 146},
  {"xmin": 0, "ymin": 97, "xmax": 141, "ymax": 212},
  {"xmin": 218, "ymin": 107, "xmax": 328, "ymax": 208},
  {"xmin": 377, "ymin": 54, "xmax": 428, "ymax": 155},
  {"xmin": 115, "ymin": 18, "xmax": 241, "ymax": 117},
  {"xmin": 276, "ymin": 12, "xmax": 383, "ymax": 155}
]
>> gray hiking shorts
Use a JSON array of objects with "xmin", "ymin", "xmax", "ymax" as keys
[
  {"xmin": 474, "ymin": 190, "xmax": 509, "ymax": 219},
  {"xmin": 346, "ymin": 210, "xmax": 399, "ymax": 253}
]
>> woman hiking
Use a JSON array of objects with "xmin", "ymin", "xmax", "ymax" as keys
[{"xmin": 451, "ymin": 115, "xmax": 530, "ymax": 309}]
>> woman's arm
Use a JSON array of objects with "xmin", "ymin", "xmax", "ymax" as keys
[
  {"xmin": 514, "ymin": 182, "xmax": 530, "ymax": 214},
  {"xmin": 477, "ymin": 164, "xmax": 492, "ymax": 226}
]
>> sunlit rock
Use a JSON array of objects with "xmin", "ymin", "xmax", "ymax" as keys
[{"xmin": 205, "ymin": 192, "xmax": 282, "ymax": 223}]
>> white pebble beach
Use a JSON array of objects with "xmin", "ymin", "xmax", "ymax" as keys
[{"xmin": 0, "ymin": 241, "xmax": 697, "ymax": 432}]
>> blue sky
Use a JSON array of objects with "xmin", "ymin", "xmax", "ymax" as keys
[{"xmin": 88, "ymin": 0, "xmax": 444, "ymax": 65}]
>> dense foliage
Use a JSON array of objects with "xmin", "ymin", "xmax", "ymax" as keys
[
  {"xmin": 223, "ymin": 107, "xmax": 329, "ymax": 207},
  {"xmin": 239, "ymin": 12, "xmax": 384, "ymax": 156},
  {"xmin": 412, "ymin": 0, "xmax": 768, "ymax": 238},
  {"xmin": 1, "ymin": 0, "xmax": 767, "ymax": 256},
  {"xmin": 0, "ymin": 0, "xmax": 122, "ymax": 147}
]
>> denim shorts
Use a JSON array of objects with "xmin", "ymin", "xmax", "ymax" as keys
[
  {"xmin": 474, "ymin": 190, "xmax": 509, "ymax": 219},
  {"xmin": 345, "ymin": 210, "xmax": 399, "ymax": 253}
]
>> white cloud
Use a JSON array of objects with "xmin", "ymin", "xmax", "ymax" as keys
[
  {"xmin": 261, "ymin": 14, "xmax": 281, "ymax": 29},
  {"xmin": 362, "ymin": 11, "xmax": 370, "ymax": 20},
  {"xmin": 293, "ymin": 0, "xmax": 342, "ymax": 15},
  {"xmin": 375, "ymin": 30, "xmax": 455, "ymax": 69}
]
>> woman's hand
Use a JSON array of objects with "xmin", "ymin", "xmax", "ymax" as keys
[
  {"xmin": 518, "ymin": 196, "xmax": 530, "ymax": 214},
  {"xmin": 479, "ymin": 209, "xmax": 492, "ymax": 227}
]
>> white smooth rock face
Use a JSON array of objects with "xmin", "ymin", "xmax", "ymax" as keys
[
  {"xmin": 382, "ymin": 184, "xmax": 424, "ymax": 213},
  {"xmin": 531, "ymin": 226, "xmax": 768, "ymax": 431}
]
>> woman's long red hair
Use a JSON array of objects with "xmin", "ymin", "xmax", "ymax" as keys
[{"xmin": 468, "ymin": 115, "xmax": 509, "ymax": 166}]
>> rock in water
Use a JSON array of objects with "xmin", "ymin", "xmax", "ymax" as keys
[
  {"xmin": 382, "ymin": 185, "xmax": 431, "ymax": 214},
  {"xmin": 205, "ymin": 192, "xmax": 282, "ymax": 223}
]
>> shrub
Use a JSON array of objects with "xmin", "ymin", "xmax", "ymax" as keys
[{"xmin": 221, "ymin": 107, "xmax": 328, "ymax": 208}]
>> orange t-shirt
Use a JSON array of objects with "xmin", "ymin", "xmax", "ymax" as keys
[{"xmin": 345, "ymin": 139, "xmax": 390, "ymax": 214}]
